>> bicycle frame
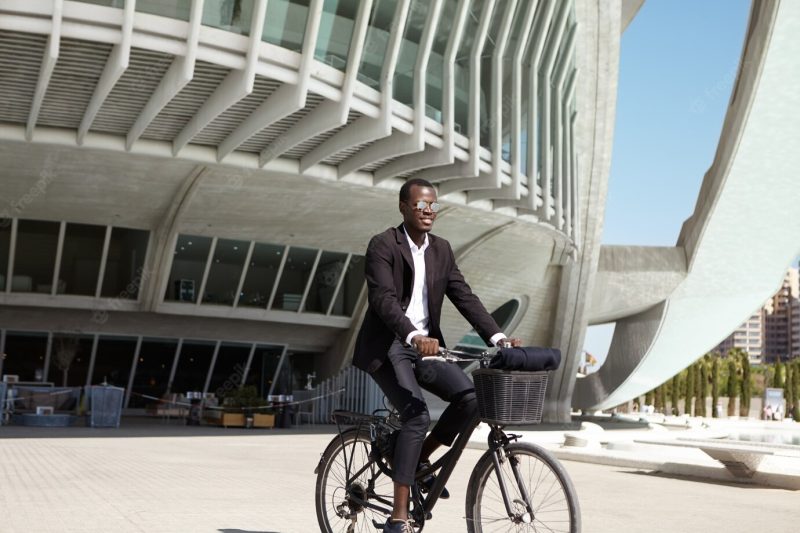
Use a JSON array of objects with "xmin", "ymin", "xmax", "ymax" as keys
[{"xmin": 328, "ymin": 409, "xmax": 536, "ymax": 528}]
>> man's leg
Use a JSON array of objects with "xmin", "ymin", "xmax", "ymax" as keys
[
  {"xmin": 369, "ymin": 341, "xmax": 431, "ymax": 522},
  {"xmin": 414, "ymin": 359, "xmax": 480, "ymax": 460}
]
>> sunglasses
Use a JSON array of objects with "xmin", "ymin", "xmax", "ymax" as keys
[{"xmin": 408, "ymin": 200, "xmax": 441, "ymax": 213}]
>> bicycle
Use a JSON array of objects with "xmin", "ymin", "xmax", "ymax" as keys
[{"xmin": 314, "ymin": 347, "xmax": 581, "ymax": 532}]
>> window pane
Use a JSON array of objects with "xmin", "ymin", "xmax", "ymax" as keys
[
  {"xmin": 58, "ymin": 223, "xmax": 106, "ymax": 296},
  {"xmin": 315, "ymin": 0, "xmax": 356, "ymax": 70},
  {"xmin": 239, "ymin": 243, "xmax": 284, "ymax": 308},
  {"xmin": 424, "ymin": 0, "xmax": 457, "ymax": 122},
  {"xmin": 454, "ymin": 0, "xmax": 486, "ymax": 134},
  {"xmin": 263, "ymin": 0, "xmax": 310, "ymax": 52},
  {"xmin": 2, "ymin": 331, "xmax": 48, "ymax": 382},
  {"xmin": 393, "ymin": 0, "xmax": 429, "ymax": 106},
  {"xmin": 101, "ymin": 227, "xmax": 149, "ymax": 299},
  {"xmin": 51, "ymin": 334, "xmax": 94, "ymax": 387},
  {"xmin": 171, "ymin": 340, "xmax": 216, "ymax": 395},
  {"xmin": 13, "ymin": 219, "xmax": 59, "ymax": 293},
  {"xmin": 357, "ymin": 0, "xmax": 395, "ymax": 89},
  {"xmin": 331, "ymin": 254, "xmax": 365, "ymax": 317},
  {"xmin": 501, "ymin": 2, "xmax": 527, "ymax": 163},
  {"xmin": 304, "ymin": 251, "xmax": 347, "ymax": 313},
  {"xmin": 479, "ymin": 0, "xmax": 509, "ymax": 148},
  {"xmin": 91, "ymin": 336, "xmax": 137, "ymax": 387},
  {"xmin": 202, "ymin": 0, "xmax": 255, "ymax": 36},
  {"xmin": 271, "ymin": 247, "xmax": 317, "ymax": 311},
  {"xmin": 165, "ymin": 235, "xmax": 212, "ymax": 303},
  {"xmin": 0, "ymin": 218, "xmax": 10, "ymax": 289},
  {"xmin": 244, "ymin": 344, "xmax": 284, "ymax": 397},
  {"xmin": 137, "ymin": 0, "xmax": 191, "ymax": 21},
  {"xmin": 128, "ymin": 338, "xmax": 178, "ymax": 408},
  {"xmin": 207, "ymin": 343, "xmax": 251, "ymax": 398},
  {"xmin": 202, "ymin": 238, "xmax": 249, "ymax": 306}
]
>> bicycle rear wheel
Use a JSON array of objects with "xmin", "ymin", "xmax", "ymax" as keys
[
  {"xmin": 465, "ymin": 442, "xmax": 580, "ymax": 533},
  {"xmin": 315, "ymin": 428, "xmax": 394, "ymax": 532}
]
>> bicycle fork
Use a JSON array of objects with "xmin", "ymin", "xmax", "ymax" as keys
[{"xmin": 489, "ymin": 438, "xmax": 535, "ymax": 524}]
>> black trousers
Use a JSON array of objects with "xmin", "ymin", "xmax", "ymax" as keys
[{"xmin": 369, "ymin": 340, "xmax": 479, "ymax": 485}]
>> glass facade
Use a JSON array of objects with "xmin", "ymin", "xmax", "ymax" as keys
[
  {"xmin": 239, "ymin": 242, "xmax": 285, "ymax": 308},
  {"xmin": 0, "ymin": 218, "xmax": 10, "ymax": 290},
  {"xmin": 453, "ymin": 0, "xmax": 486, "ymax": 134},
  {"xmin": 165, "ymin": 235, "xmax": 213, "ymax": 303},
  {"xmin": 51, "ymin": 333, "xmax": 94, "ymax": 387},
  {"xmin": 202, "ymin": 238, "xmax": 249, "ymax": 306},
  {"xmin": 263, "ymin": 0, "xmax": 310, "ymax": 52},
  {"xmin": 393, "ymin": 0, "xmax": 430, "ymax": 106},
  {"xmin": 357, "ymin": 0, "xmax": 396, "ymax": 89},
  {"xmin": 271, "ymin": 246, "xmax": 317, "ymax": 311},
  {"xmin": 244, "ymin": 344, "xmax": 285, "ymax": 397},
  {"xmin": 207, "ymin": 342, "xmax": 251, "ymax": 397},
  {"xmin": 12, "ymin": 220, "xmax": 59, "ymax": 293},
  {"xmin": 331, "ymin": 254, "xmax": 365, "ymax": 316},
  {"xmin": 91, "ymin": 336, "xmax": 137, "ymax": 387},
  {"xmin": 171, "ymin": 340, "xmax": 216, "ymax": 395},
  {"xmin": 101, "ymin": 227, "xmax": 149, "ymax": 299},
  {"xmin": 2, "ymin": 331, "xmax": 48, "ymax": 382},
  {"xmin": 128, "ymin": 338, "xmax": 178, "ymax": 408},
  {"xmin": 138, "ymin": 0, "xmax": 191, "ymax": 21},
  {"xmin": 303, "ymin": 251, "xmax": 347, "ymax": 313},
  {"xmin": 202, "ymin": 0, "xmax": 256, "ymax": 36},
  {"xmin": 424, "ymin": 0, "xmax": 457, "ymax": 122},
  {"xmin": 58, "ymin": 223, "xmax": 106, "ymax": 296},
  {"xmin": 315, "ymin": 0, "xmax": 357, "ymax": 70}
]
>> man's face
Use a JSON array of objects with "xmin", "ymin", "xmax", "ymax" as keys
[{"xmin": 400, "ymin": 185, "xmax": 438, "ymax": 234}]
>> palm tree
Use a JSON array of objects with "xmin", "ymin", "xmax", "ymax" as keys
[
  {"xmin": 686, "ymin": 363, "xmax": 696, "ymax": 416},
  {"xmin": 727, "ymin": 356, "xmax": 739, "ymax": 417},
  {"xmin": 739, "ymin": 350, "xmax": 751, "ymax": 418},
  {"xmin": 671, "ymin": 374, "xmax": 680, "ymax": 415},
  {"xmin": 711, "ymin": 354, "xmax": 720, "ymax": 417}
]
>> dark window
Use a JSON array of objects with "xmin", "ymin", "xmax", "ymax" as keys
[
  {"xmin": 202, "ymin": 238, "xmax": 249, "ymax": 306},
  {"xmin": 2, "ymin": 331, "xmax": 48, "ymax": 382},
  {"xmin": 239, "ymin": 243, "xmax": 284, "ymax": 308},
  {"xmin": 101, "ymin": 227, "xmax": 149, "ymax": 299},
  {"xmin": 128, "ymin": 338, "xmax": 179, "ymax": 408},
  {"xmin": 58, "ymin": 223, "xmax": 106, "ymax": 296},
  {"xmin": 304, "ymin": 251, "xmax": 347, "ymax": 313},
  {"xmin": 51, "ymin": 334, "xmax": 95, "ymax": 387},
  {"xmin": 244, "ymin": 345, "xmax": 285, "ymax": 398},
  {"xmin": 331, "ymin": 255, "xmax": 365, "ymax": 316},
  {"xmin": 271, "ymin": 247, "xmax": 317, "ymax": 311},
  {"xmin": 165, "ymin": 235, "xmax": 212, "ymax": 302},
  {"xmin": 207, "ymin": 343, "xmax": 252, "ymax": 398},
  {"xmin": 0, "ymin": 218, "xmax": 10, "ymax": 290},
  {"xmin": 91, "ymin": 336, "xmax": 137, "ymax": 387},
  {"xmin": 170, "ymin": 340, "xmax": 216, "ymax": 395},
  {"xmin": 12, "ymin": 219, "xmax": 60, "ymax": 293}
]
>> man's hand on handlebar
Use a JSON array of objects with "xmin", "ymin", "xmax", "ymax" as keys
[
  {"xmin": 411, "ymin": 335, "xmax": 440, "ymax": 356},
  {"xmin": 498, "ymin": 337, "xmax": 523, "ymax": 348}
]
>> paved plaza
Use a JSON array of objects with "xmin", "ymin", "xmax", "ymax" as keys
[{"xmin": 0, "ymin": 420, "xmax": 797, "ymax": 533}]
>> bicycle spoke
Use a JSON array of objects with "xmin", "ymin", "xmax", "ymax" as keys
[{"xmin": 470, "ymin": 444, "xmax": 576, "ymax": 533}]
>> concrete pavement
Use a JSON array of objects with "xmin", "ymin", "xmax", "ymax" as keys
[{"xmin": 0, "ymin": 419, "xmax": 798, "ymax": 532}]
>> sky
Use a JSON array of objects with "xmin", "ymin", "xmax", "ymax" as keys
[{"xmin": 582, "ymin": 0, "xmax": 752, "ymax": 368}]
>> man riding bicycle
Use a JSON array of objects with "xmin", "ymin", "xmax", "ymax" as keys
[{"xmin": 352, "ymin": 178, "xmax": 521, "ymax": 532}]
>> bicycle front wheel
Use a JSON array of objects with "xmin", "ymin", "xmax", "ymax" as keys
[
  {"xmin": 465, "ymin": 442, "xmax": 580, "ymax": 533},
  {"xmin": 315, "ymin": 429, "xmax": 394, "ymax": 532}
]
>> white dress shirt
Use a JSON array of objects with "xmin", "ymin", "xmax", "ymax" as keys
[{"xmin": 401, "ymin": 226, "xmax": 507, "ymax": 347}]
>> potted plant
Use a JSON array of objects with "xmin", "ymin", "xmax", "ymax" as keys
[{"xmin": 215, "ymin": 386, "xmax": 271, "ymax": 428}]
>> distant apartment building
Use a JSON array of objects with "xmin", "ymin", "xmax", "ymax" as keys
[{"xmin": 715, "ymin": 267, "xmax": 799, "ymax": 363}]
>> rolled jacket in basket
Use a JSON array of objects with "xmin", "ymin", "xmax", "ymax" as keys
[{"xmin": 488, "ymin": 346, "xmax": 561, "ymax": 372}]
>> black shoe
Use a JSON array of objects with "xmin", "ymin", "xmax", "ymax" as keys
[
  {"xmin": 418, "ymin": 461, "xmax": 449, "ymax": 499},
  {"xmin": 383, "ymin": 518, "xmax": 414, "ymax": 532}
]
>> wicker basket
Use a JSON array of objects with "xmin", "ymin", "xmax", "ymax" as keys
[{"xmin": 472, "ymin": 369, "xmax": 549, "ymax": 425}]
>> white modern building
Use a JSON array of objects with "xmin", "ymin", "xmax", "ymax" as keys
[{"xmin": 2, "ymin": 0, "xmax": 798, "ymax": 421}]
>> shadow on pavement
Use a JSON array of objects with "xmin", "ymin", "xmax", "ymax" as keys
[{"xmin": 619, "ymin": 468, "xmax": 787, "ymax": 489}]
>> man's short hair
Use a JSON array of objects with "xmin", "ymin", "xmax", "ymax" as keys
[{"xmin": 399, "ymin": 178, "xmax": 436, "ymax": 203}]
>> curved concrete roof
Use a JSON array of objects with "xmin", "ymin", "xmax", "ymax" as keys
[{"xmin": 576, "ymin": 0, "xmax": 800, "ymax": 410}]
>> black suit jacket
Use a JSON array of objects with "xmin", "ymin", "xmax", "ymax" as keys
[{"xmin": 353, "ymin": 225, "xmax": 501, "ymax": 373}]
